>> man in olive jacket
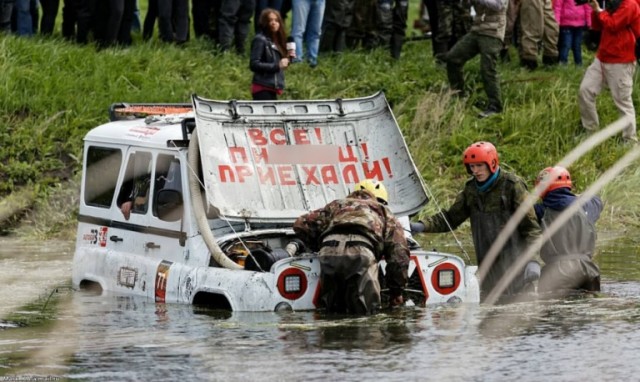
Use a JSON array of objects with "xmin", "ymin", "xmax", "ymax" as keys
[{"xmin": 411, "ymin": 142, "xmax": 542, "ymax": 302}]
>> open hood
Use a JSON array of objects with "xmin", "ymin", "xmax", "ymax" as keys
[{"xmin": 191, "ymin": 92, "xmax": 429, "ymax": 223}]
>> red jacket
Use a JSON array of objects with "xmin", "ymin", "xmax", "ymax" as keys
[{"xmin": 592, "ymin": 0, "xmax": 640, "ymax": 63}]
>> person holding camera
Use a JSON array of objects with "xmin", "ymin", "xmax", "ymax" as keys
[
  {"xmin": 577, "ymin": 0, "xmax": 640, "ymax": 145},
  {"xmin": 553, "ymin": 0, "xmax": 592, "ymax": 65},
  {"xmin": 249, "ymin": 8, "xmax": 290, "ymax": 100}
]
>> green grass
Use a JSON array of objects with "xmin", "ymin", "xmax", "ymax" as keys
[{"xmin": 1, "ymin": 27, "xmax": 639, "ymax": 238}]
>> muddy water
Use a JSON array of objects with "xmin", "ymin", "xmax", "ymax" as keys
[{"xmin": 0, "ymin": 238, "xmax": 639, "ymax": 381}]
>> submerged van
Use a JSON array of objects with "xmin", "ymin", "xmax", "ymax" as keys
[{"xmin": 72, "ymin": 92, "xmax": 480, "ymax": 311}]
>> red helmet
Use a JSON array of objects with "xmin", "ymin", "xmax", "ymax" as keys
[
  {"xmin": 535, "ymin": 166, "xmax": 572, "ymax": 197},
  {"xmin": 462, "ymin": 141, "xmax": 499, "ymax": 174}
]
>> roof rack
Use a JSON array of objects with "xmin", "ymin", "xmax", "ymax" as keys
[{"xmin": 108, "ymin": 103, "xmax": 193, "ymax": 121}]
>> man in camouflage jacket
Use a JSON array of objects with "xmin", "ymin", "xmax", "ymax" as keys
[
  {"xmin": 411, "ymin": 142, "xmax": 542, "ymax": 302},
  {"xmin": 293, "ymin": 180, "xmax": 410, "ymax": 314}
]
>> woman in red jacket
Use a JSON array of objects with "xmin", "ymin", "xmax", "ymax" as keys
[{"xmin": 578, "ymin": 0, "xmax": 640, "ymax": 144}]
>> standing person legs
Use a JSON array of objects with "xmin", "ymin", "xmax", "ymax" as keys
[
  {"xmin": 234, "ymin": 0, "xmax": 255, "ymax": 54},
  {"xmin": 305, "ymin": 0, "xmax": 325, "ymax": 66},
  {"xmin": 0, "ymin": 0, "xmax": 14, "ymax": 32},
  {"xmin": 541, "ymin": 0, "xmax": 558, "ymax": 65},
  {"xmin": 557, "ymin": 26, "xmax": 571, "ymax": 64},
  {"xmin": 578, "ymin": 58, "xmax": 605, "ymax": 131},
  {"xmin": 389, "ymin": 0, "xmax": 408, "ymax": 59},
  {"xmin": 157, "ymin": 0, "xmax": 175, "ymax": 42},
  {"xmin": 143, "ymin": 0, "xmax": 158, "ymax": 40},
  {"xmin": 518, "ymin": 0, "xmax": 543, "ymax": 68},
  {"xmin": 478, "ymin": 35, "xmax": 503, "ymax": 113},
  {"xmin": 292, "ymin": 0, "xmax": 310, "ymax": 62},
  {"xmin": 105, "ymin": 0, "xmax": 125, "ymax": 45},
  {"xmin": 570, "ymin": 27, "xmax": 583, "ymax": 66},
  {"xmin": 605, "ymin": 62, "xmax": 637, "ymax": 141},
  {"xmin": 218, "ymin": 0, "xmax": 239, "ymax": 52},
  {"xmin": 172, "ymin": 0, "xmax": 189, "ymax": 43},
  {"xmin": 39, "ymin": 0, "xmax": 59, "ymax": 35},
  {"xmin": 14, "ymin": 0, "xmax": 33, "ymax": 36},
  {"xmin": 445, "ymin": 32, "xmax": 480, "ymax": 97}
]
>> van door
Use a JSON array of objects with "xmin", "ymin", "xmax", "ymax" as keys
[
  {"xmin": 112, "ymin": 150, "xmax": 153, "ymax": 254},
  {"xmin": 145, "ymin": 153, "xmax": 189, "ymax": 265}
]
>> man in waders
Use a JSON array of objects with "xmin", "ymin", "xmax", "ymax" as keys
[
  {"xmin": 534, "ymin": 166, "xmax": 603, "ymax": 296},
  {"xmin": 293, "ymin": 179, "xmax": 410, "ymax": 314},
  {"xmin": 410, "ymin": 141, "xmax": 542, "ymax": 302}
]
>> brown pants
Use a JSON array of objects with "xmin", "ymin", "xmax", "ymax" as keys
[{"xmin": 318, "ymin": 233, "xmax": 380, "ymax": 314}]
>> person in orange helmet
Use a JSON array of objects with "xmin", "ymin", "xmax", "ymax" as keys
[
  {"xmin": 534, "ymin": 166, "xmax": 603, "ymax": 296},
  {"xmin": 410, "ymin": 141, "xmax": 542, "ymax": 302}
]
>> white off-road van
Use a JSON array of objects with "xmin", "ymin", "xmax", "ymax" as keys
[{"xmin": 72, "ymin": 92, "xmax": 480, "ymax": 311}]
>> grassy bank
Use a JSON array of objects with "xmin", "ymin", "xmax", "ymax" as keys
[{"xmin": 1, "ymin": 32, "xmax": 639, "ymax": 239}]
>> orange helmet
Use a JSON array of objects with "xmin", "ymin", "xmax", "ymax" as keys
[
  {"xmin": 535, "ymin": 166, "xmax": 572, "ymax": 197},
  {"xmin": 463, "ymin": 141, "xmax": 499, "ymax": 174}
]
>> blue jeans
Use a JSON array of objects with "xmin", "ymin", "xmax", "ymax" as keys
[
  {"xmin": 558, "ymin": 26, "xmax": 584, "ymax": 65},
  {"xmin": 14, "ymin": 0, "xmax": 32, "ymax": 36},
  {"xmin": 291, "ymin": 0, "xmax": 325, "ymax": 66}
]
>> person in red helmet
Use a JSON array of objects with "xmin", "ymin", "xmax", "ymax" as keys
[
  {"xmin": 534, "ymin": 166, "xmax": 603, "ymax": 296},
  {"xmin": 410, "ymin": 141, "xmax": 542, "ymax": 302}
]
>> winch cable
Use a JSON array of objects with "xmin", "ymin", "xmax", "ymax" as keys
[
  {"xmin": 421, "ymin": 179, "xmax": 471, "ymax": 262},
  {"xmin": 187, "ymin": 128, "xmax": 243, "ymax": 270}
]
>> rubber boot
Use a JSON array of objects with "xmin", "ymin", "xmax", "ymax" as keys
[
  {"xmin": 390, "ymin": 33, "xmax": 404, "ymax": 60},
  {"xmin": 520, "ymin": 58, "xmax": 538, "ymax": 71},
  {"xmin": 433, "ymin": 41, "xmax": 449, "ymax": 65},
  {"xmin": 542, "ymin": 54, "xmax": 559, "ymax": 66}
]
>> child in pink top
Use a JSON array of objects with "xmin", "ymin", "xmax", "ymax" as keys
[{"xmin": 553, "ymin": 0, "xmax": 592, "ymax": 65}]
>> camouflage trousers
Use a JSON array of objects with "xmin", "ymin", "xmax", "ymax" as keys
[
  {"xmin": 445, "ymin": 32, "xmax": 503, "ymax": 111},
  {"xmin": 318, "ymin": 233, "xmax": 380, "ymax": 315}
]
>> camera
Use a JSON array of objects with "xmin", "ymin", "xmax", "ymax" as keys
[{"xmin": 575, "ymin": 0, "xmax": 589, "ymax": 5}]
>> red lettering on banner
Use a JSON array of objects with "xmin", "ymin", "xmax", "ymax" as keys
[
  {"xmin": 278, "ymin": 165, "xmax": 296, "ymax": 185},
  {"xmin": 360, "ymin": 143, "xmax": 369, "ymax": 161},
  {"xmin": 247, "ymin": 128, "xmax": 268, "ymax": 145},
  {"xmin": 339, "ymin": 146, "xmax": 358, "ymax": 162},
  {"xmin": 217, "ymin": 156, "xmax": 395, "ymax": 185},
  {"xmin": 219, "ymin": 165, "xmax": 235, "ymax": 182},
  {"xmin": 342, "ymin": 164, "xmax": 359, "ymax": 183},
  {"xmin": 320, "ymin": 166, "xmax": 339, "ymax": 184},
  {"xmin": 237, "ymin": 165, "xmax": 253, "ymax": 183},
  {"xmin": 302, "ymin": 166, "xmax": 320, "ymax": 185},
  {"xmin": 294, "ymin": 129, "xmax": 311, "ymax": 144},
  {"xmin": 363, "ymin": 161, "xmax": 383, "ymax": 180},
  {"xmin": 229, "ymin": 147, "xmax": 248, "ymax": 163},
  {"xmin": 257, "ymin": 166, "xmax": 276, "ymax": 185},
  {"xmin": 251, "ymin": 147, "xmax": 269, "ymax": 163},
  {"xmin": 314, "ymin": 128, "xmax": 323, "ymax": 144},
  {"xmin": 271, "ymin": 129, "xmax": 286, "ymax": 145},
  {"xmin": 382, "ymin": 157, "xmax": 392, "ymax": 178}
]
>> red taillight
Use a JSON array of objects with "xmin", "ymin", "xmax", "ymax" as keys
[
  {"xmin": 431, "ymin": 263, "xmax": 461, "ymax": 295},
  {"xmin": 277, "ymin": 268, "xmax": 308, "ymax": 300}
]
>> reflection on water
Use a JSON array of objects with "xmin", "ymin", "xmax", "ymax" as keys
[{"xmin": 0, "ymin": 239, "xmax": 639, "ymax": 381}]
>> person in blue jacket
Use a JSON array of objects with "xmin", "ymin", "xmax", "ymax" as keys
[{"xmin": 534, "ymin": 166, "xmax": 603, "ymax": 295}]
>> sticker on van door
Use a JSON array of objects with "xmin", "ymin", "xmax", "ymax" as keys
[{"xmin": 155, "ymin": 260, "xmax": 173, "ymax": 303}]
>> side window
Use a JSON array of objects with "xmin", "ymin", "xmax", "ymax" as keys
[
  {"xmin": 84, "ymin": 146, "xmax": 122, "ymax": 208},
  {"xmin": 117, "ymin": 151, "xmax": 152, "ymax": 217},
  {"xmin": 153, "ymin": 155, "xmax": 183, "ymax": 221}
]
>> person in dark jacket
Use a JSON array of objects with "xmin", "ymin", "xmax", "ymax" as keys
[
  {"xmin": 249, "ymin": 8, "xmax": 289, "ymax": 100},
  {"xmin": 293, "ymin": 179, "xmax": 410, "ymax": 315},
  {"xmin": 410, "ymin": 141, "xmax": 542, "ymax": 302},
  {"xmin": 534, "ymin": 166, "xmax": 603, "ymax": 296}
]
